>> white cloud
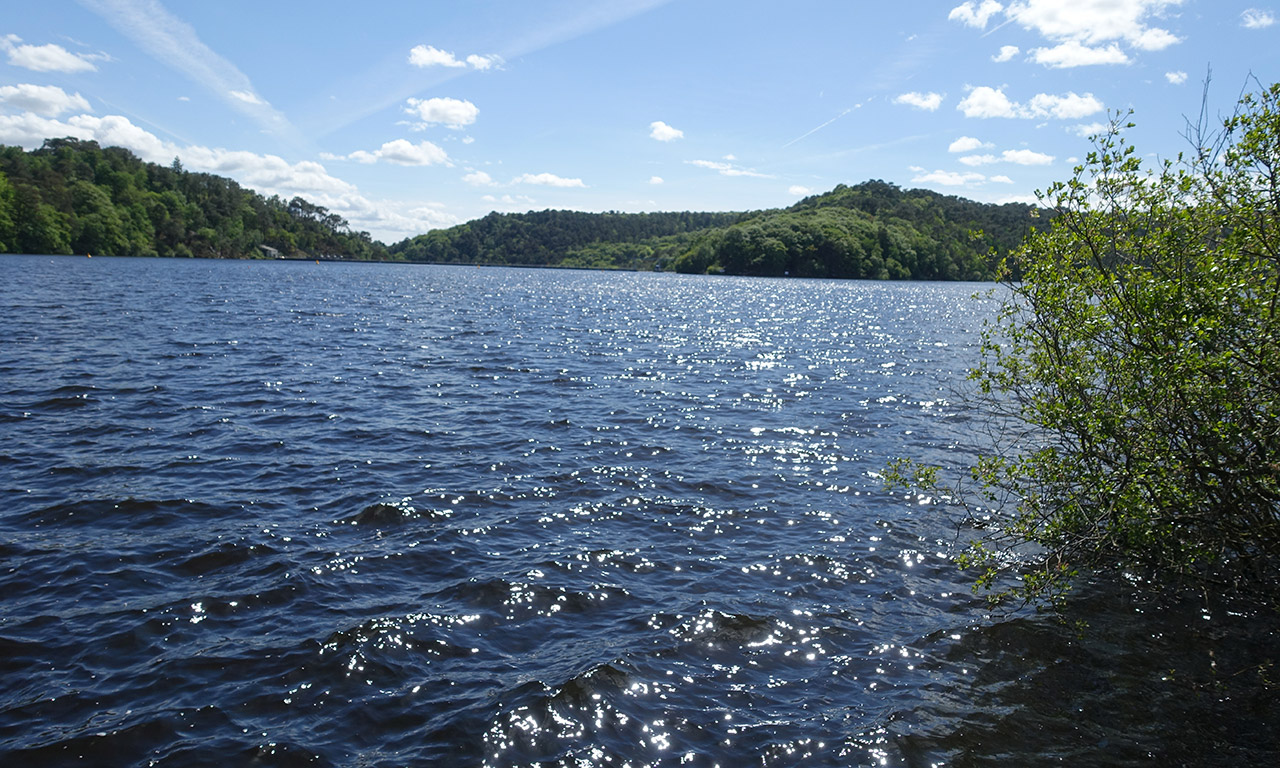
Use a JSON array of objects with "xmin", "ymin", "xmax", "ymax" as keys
[
  {"xmin": 948, "ymin": 1, "xmax": 1005, "ymax": 29},
  {"xmin": 228, "ymin": 89, "xmax": 265, "ymax": 105},
  {"xmin": 407, "ymin": 44, "xmax": 503, "ymax": 70},
  {"xmin": 408, "ymin": 45, "xmax": 466, "ymax": 68},
  {"xmin": 957, "ymin": 149, "xmax": 1056, "ymax": 167},
  {"xmin": 1027, "ymin": 91, "xmax": 1104, "ymax": 119},
  {"xmin": 1165, "ymin": 70, "xmax": 1188, "ymax": 84},
  {"xmin": 956, "ymin": 86, "xmax": 1020, "ymax": 118},
  {"xmin": 463, "ymin": 170, "xmax": 495, "ymax": 186},
  {"xmin": 329, "ymin": 139, "xmax": 450, "ymax": 166},
  {"xmin": 375, "ymin": 139, "xmax": 449, "ymax": 166},
  {"xmin": 1131, "ymin": 27, "xmax": 1181, "ymax": 50},
  {"xmin": 1242, "ymin": 8, "xmax": 1276, "ymax": 28},
  {"xmin": 958, "ymin": 86, "xmax": 1103, "ymax": 119},
  {"xmin": 686, "ymin": 159, "xmax": 774, "ymax": 178},
  {"xmin": 990, "ymin": 175, "xmax": 1015, "ymax": 183},
  {"xmin": 992, "ymin": 45, "xmax": 1020, "ymax": 62},
  {"xmin": 513, "ymin": 172, "xmax": 586, "ymax": 187},
  {"xmin": 1, "ymin": 35, "xmax": 100, "ymax": 72},
  {"xmin": 949, "ymin": 135, "xmax": 992, "ymax": 152},
  {"xmin": 911, "ymin": 168, "xmax": 987, "ymax": 186},
  {"xmin": 404, "ymin": 96, "xmax": 478, "ymax": 127},
  {"xmin": 649, "ymin": 175, "xmax": 664, "ymax": 185},
  {"xmin": 0, "ymin": 84, "xmax": 91, "ymax": 117},
  {"xmin": 1070, "ymin": 121, "xmax": 1111, "ymax": 137},
  {"xmin": 466, "ymin": 53, "xmax": 503, "ymax": 70},
  {"xmin": 649, "ymin": 120, "xmax": 684, "ymax": 141},
  {"xmin": 1029, "ymin": 40, "xmax": 1130, "ymax": 67},
  {"xmin": 1004, "ymin": 0, "xmax": 1183, "ymax": 52},
  {"xmin": 1001, "ymin": 148, "xmax": 1055, "ymax": 165},
  {"xmin": 893, "ymin": 91, "xmax": 944, "ymax": 111},
  {"xmin": 482, "ymin": 193, "xmax": 536, "ymax": 205},
  {"xmin": 788, "ymin": 185, "xmax": 813, "ymax": 196}
]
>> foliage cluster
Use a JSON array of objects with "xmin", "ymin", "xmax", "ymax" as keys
[
  {"xmin": 0, "ymin": 138, "xmax": 384, "ymax": 259},
  {"xmin": 895, "ymin": 84, "xmax": 1280, "ymax": 610}
]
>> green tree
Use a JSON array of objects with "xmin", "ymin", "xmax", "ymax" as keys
[
  {"xmin": 895, "ymin": 83, "xmax": 1280, "ymax": 610},
  {"xmin": 0, "ymin": 170, "xmax": 15, "ymax": 252}
]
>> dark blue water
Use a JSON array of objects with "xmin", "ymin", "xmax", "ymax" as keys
[{"xmin": 1, "ymin": 255, "xmax": 1275, "ymax": 767}]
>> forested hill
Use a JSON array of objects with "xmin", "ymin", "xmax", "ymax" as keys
[
  {"xmin": 388, "ymin": 209, "xmax": 744, "ymax": 270},
  {"xmin": 390, "ymin": 181, "xmax": 1037, "ymax": 280},
  {"xmin": 0, "ymin": 138, "xmax": 385, "ymax": 260},
  {"xmin": 668, "ymin": 181, "xmax": 1037, "ymax": 280}
]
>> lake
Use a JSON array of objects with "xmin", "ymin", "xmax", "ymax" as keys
[{"xmin": 1, "ymin": 255, "xmax": 1274, "ymax": 766}]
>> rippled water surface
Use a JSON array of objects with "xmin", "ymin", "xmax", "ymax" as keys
[{"xmin": 2, "ymin": 255, "xmax": 1275, "ymax": 767}]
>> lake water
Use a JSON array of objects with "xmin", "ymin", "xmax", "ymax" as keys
[{"xmin": 1, "ymin": 255, "xmax": 1275, "ymax": 766}]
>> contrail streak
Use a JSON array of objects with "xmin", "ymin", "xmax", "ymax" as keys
[{"xmin": 782, "ymin": 104, "xmax": 859, "ymax": 148}]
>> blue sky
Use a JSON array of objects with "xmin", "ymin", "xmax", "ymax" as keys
[{"xmin": 1, "ymin": 1, "xmax": 1276, "ymax": 243}]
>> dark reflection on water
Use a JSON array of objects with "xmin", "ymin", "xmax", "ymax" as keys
[{"xmin": 0, "ymin": 255, "xmax": 1274, "ymax": 767}]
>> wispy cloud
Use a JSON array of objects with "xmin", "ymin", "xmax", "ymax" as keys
[
  {"xmin": 686, "ymin": 159, "xmax": 773, "ymax": 178},
  {"xmin": 79, "ymin": 0, "xmax": 302, "ymax": 145},
  {"xmin": 1241, "ymin": 8, "xmax": 1276, "ymax": 28},
  {"xmin": 228, "ymin": 90, "xmax": 265, "ymax": 106}
]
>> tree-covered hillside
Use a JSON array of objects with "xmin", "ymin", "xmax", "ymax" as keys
[
  {"xmin": 0, "ymin": 138, "xmax": 384, "ymax": 260},
  {"xmin": 388, "ymin": 209, "xmax": 743, "ymax": 269},
  {"xmin": 669, "ymin": 181, "xmax": 1037, "ymax": 280},
  {"xmin": 389, "ymin": 181, "xmax": 1036, "ymax": 280}
]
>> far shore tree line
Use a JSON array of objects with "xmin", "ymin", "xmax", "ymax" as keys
[{"xmin": 0, "ymin": 138, "xmax": 1036, "ymax": 281}]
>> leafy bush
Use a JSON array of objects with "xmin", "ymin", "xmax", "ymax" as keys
[{"xmin": 895, "ymin": 83, "xmax": 1280, "ymax": 609}]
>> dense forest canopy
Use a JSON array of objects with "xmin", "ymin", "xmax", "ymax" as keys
[
  {"xmin": 0, "ymin": 138, "xmax": 1037, "ymax": 280},
  {"xmin": 388, "ymin": 208, "xmax": 743, "ymax": 270},
  {"xmin": 667, "ymin": 182, "xmax": 1037, "ymax": 280},
  {"xmin": 390, "ymin": 182, "xmax": 1037, "ymax": 279},
  {"xmin": 0, "ymin": 138, "xmax": 385, "ymax": 260}
]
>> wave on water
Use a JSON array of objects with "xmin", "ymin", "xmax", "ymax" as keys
[{"xmin": 1, "ymin": 256, "xmax": 1275, "ymax": 767}]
